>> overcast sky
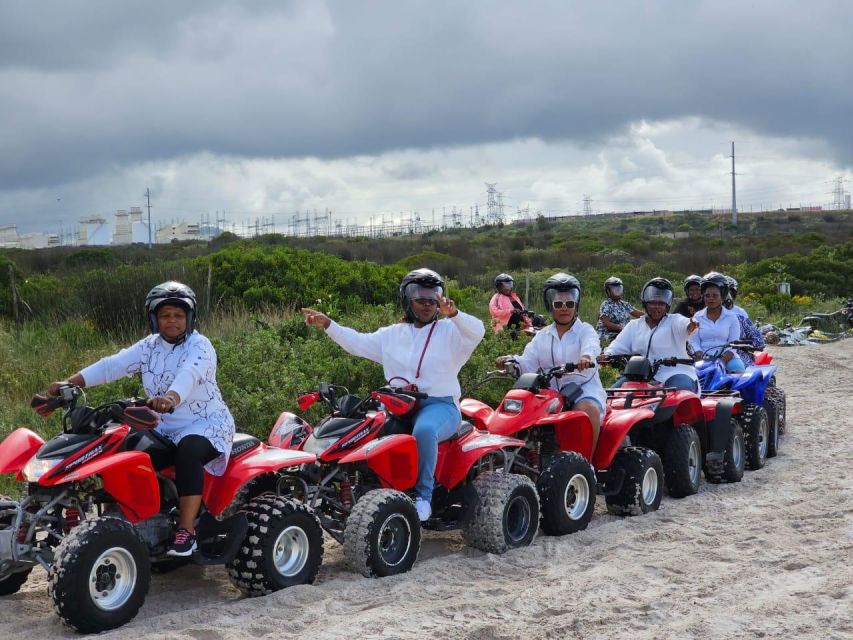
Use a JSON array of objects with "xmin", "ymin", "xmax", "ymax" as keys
[{"xmin": 1, "ymin": 0, "xmax": 851, "ymax": 235}]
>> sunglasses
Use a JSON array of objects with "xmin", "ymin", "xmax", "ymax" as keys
[
  {"xmin": 413, "ymin": 297, "xmax": 439, "ymax": 307},
  {"xmin": 703, "ymin": 292, "xmax": 722, "ymax": 299},
  {"xmin": 552, "ymin": 300, "xmax": 576, "ymax": 309}
]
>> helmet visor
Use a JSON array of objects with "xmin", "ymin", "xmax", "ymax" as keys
[
  {"xmin": 498, "ymin": 281, "xmax": 514, "ymax": 292},
  {"xmin": 642, "ymin": 286, "xmax": 673, "ymax": 305},
  {"xmin": 545, "ymin": 288, "xmax": 580, "ymax": 308},
  {"xmin": 606, "ymin": 284, "xmax": 623, "ymax": 297},
  {"xmin": 404, "ymin": 283, "xmax": 443, "ymax": 304}
]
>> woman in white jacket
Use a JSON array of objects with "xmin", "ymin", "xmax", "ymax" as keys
[
  {"xmin": 49, "ymin": 282, "xmax": 235, "ymax": 557},
  {"xmin": 302, "ymin": 269, "xmax": 485, "ymax": 522}
]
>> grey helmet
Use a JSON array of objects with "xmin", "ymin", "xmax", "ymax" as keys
[
  {"xmin": 400, "ymin": 268, "xmax": 443, "ymax": 323},
  {"xmin": 641, "ymin": 277, "xmax": 674, "ymax": 312},
  {"xmin": 494, "ymin": 273, "xmax": 514, "ymax": 292},
  {"xmin": 604, "ymin": 276, "xmax": 623, "ymax": 298},
  {"xmin": 145, "ymin": 281, "xmax": 197, "ymax": 342},
  {"xmin": 543, "ymin": 272, "xmax": 581, "ymax": 313}
]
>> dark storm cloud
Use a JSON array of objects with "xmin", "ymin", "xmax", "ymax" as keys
[{"xmin": 1, "ymin": 0, "xmax": 851, "ymax": 192}]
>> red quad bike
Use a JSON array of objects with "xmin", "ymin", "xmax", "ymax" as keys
[
  {"xmin": 268, "ymin": 382, "xmax": 539, "ymax": 578},
  {"xmin": 461, "ymin": 362, "xmax": 665, "ymax": 526},
  {"xmin": 0, "ymin": 385, "xmax": 324, "ymax": 634},
  {"xmin": 600, "ymin": 356, "xmax": 745, "ymax": 499}
]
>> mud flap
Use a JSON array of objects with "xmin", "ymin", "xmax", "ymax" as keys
[
  {"xmin": 705, "ymin": 397, "xmax": 738, "ymax": 474},
  {"xmin": 193, "ymin": 511, "xmax": 248, "ymax": 566}
]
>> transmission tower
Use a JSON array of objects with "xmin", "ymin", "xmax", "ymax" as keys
[
  {"xmin": 583, "ymin": 195, "xmax": 593, "ymax": 216},
  {"xmin": 831, "ymin": 176, "xmax": 848, "ymax": 210},
  {"xmin": 485, "ymin": 183, "xmax": 499, "ymax": 224}
]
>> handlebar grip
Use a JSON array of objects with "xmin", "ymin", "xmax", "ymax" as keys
[{"xmin": 404, "ymin": 390, "xmax": 429, "ymax": 400}]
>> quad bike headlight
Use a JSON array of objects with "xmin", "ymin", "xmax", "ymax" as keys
[
  {"xmin": 502, "ymin": 399, "xmax": 523, "ymax": 414},
  {"xmin": 22, "ymin": 457, "xmax": 63, "ymax": 482}
]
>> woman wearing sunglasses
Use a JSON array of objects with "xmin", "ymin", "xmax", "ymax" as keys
[
  {"xmin": 301, "ymin": 268, "xmax": 485, "ymax": 522},
  {"xmin": 496, "ymin": 272, "xmax": 606, "ymax": 451}
]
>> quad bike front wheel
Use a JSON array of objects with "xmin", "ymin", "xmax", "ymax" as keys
[
  {"xmin": 705, "ymin": 420, "xmax": 745, "ymax": 484},
  {"xmin": 764, "ymin": 399, "xmax": 780, "ymax": 459},
  {"xmin": 344, "ymin": 489, "xmax": 421, "ymax": 578},
  {"xmin": 742, "ymin": 404, "xmax": 770, "ymax": 470},
  {"xmin": 766, "ymin": 386, "xmax": 787, "ymax": 436},
  {"xmin": 463, "ymin": 472, "xmax": 539, "ymax": 554},
  {"xmin": 227, "ymin": 495, "xmax": 324, "ymax": 596},
  {"xmin": 536, "ymin": 451, "xmax": 597, "ymax": 534},
  {"xmin": 605, "ymin": 447, "xmax": 664, "ymax": 516},
  {"xmin": 663, "ymin": 425, "xmax": 702, "ymax": 498},
  {"xmin": 48, "ymin": 516, "xmax": 151, "ymax": 633}
]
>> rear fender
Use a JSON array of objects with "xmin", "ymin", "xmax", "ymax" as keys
[
  {"xmin": 594, "ymin": 408, "xmax": 655, "ymax": 469},
  {"xmin": 753, "ymin": 351, "xmax": 773, "ymax": 365},
  {"xmin": 435, "ymin": 431, "xmax": 525, "ymax": 490},
  {"xmin": 535, "ymin": 411, "xmax": 594, "ymax": 461},
  {"xmin": 54, "ymin": 451, "xmax": 160, "ymax": 522},
  {"xmin": 705, "ymin": 397, "xmax": 739, "ymax": 456},
  {"xmin": 0, "ymin": 428, "xmax": 45, "ymax": 476},
  {"xmin": 459, "ymin": 398, "xmax": 494, "ymax": 428},
  {"xmin": 672, "ymin": 394, "xmax": 704, "ymax": 426},
  {"xmin": 337, "ymin": 434, "xmax": 418, "ymax": 491},
  {"xmin": 203, "ymin": 445, "xmax": 318, "ymax": 516}
]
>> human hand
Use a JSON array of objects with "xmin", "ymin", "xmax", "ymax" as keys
[
  {"xmin": 577, "ymin": 355, "xmax": 594, "ymax": 371},
  {"xmin": 437, "ymin": 294, "xmax": 458, "ymax": 318},
  {"xmin": 301, "ymin": 307, "xmax": 332, "ymax": 329},
  {"xmin": 147, "ymin": 394, "xmax": 176, "ymax": 413},
  {"xmin": 47, "ymin": 381, "xmax": 69, "ymax": 396}
]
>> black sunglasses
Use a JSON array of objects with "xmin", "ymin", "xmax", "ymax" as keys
[
  {"xmin": 413, "ymin": 297, "xmax": 439, "ymax": 307},
  {"xmin": 552, "ymin": 300, "xmax": 576, "ymax": 309}
]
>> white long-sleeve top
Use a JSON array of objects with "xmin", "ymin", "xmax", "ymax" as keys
[
  {"xmin": 80, "ymin": 332, "xmax": 235, "ymax": 475},
  {"xmin": 690, "ymin": 307, "xmax": 741, "ymax": 357},
  {"xmin": 325, "ymin": 312, "xmax": 486, "ymax": 405},
  {"xmin": 511, "ymin": 320, "xmax": 606, "ymax": 412},
  {"xmin": 605, "ymin": 314, "xmax": 699, "ymax": 386}
]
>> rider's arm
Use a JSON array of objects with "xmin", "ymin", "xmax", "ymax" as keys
[
  {"xmin": 168, "ymin": 336, "xmax": 217, "ymax": 406},
  {"xmin": 600, "ymin": 315, "xmax": 623, "ymax": 332},
  {"xmin": 513, "ymin": 330, "xmax": 546, "ymax": 373},
  {"xmin": 325, "ymin": 321, "xmax": 386, "ymax": 364},
  {"xmin": 448, "ymin": 309, "xmax": 486, "ymax": 353},
  {"xmin": 488, "ymin": 293, "xmax": 512, "ymax": 326},
  {"xmin": 723, "ymin": 315, "xmax": 741, "ymax": 357},
  {"xmin": 78, "ymin": 339, "xmax": 146, "ymax": 387},
  {"xmin": 603, "ymin": 319, "xmax": 634, "ymax": 356},
  {"xmin": 579, "ymin": 322, "xmax": 602, "ymax": 359}
]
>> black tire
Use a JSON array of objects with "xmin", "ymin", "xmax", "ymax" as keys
[
  {"xmin": 766, "ymin": 386, "xmax": 787, "ymax": 436},
  {"xmin": 605, "ymin": 447, "xmax": 664, "ymax": 516},
  {"xmin": 48, "ymin": 517, "xmax": 150, "ymax": 633},
  {"xmin": 0, "ymin": 568, "xmax": 32, "ymax": 596},
  {"xmin": 462, "ymin": 472, "xmax": 539, "ymax": 554},
  {"xmin": 343, "ymin": 489, "xmax": 421, "ymax": 578},
  {"xmin": 764, "ymin": 399, "xmax": 779, "ymax": 459},
  {"xmin": 536, "ymin": 452, "xmax": 596, "ymax": 535},
  {"xmin": 219, "ymin": 472, "xmax": 279, "ymax": 519},
  {"xmin": 227, "ymin": 495, "xmax": 323, "ymax": 596},
  {"xmin": 742, "ymin": 404, "xmax": 769, "ymax": 470},
  {"xmin": 663, "ymin": 425, "xmax": 702, "ymax": 498},
  {"xmin": 705, "ymin": 420, "xmax": 745, "ymax": 484}
]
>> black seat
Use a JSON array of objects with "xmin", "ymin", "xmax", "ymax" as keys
[
  {"xmin": 231, "ymin": 433, "xmax": 261, "ymax": 457},
  {"xmin": 314, "ymin": 417, "xmax": 362, "ymax": 439},
  {"xmin": 447, "ymin": 421, "xmax": 474, "ymax": 441}
]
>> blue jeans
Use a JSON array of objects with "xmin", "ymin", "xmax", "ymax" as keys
[
  {"xmin": 412, "ymin": 396, "xmax": 460, "ymax": 502},
  {"xmin": 726, "ymin": 356, "xmax": 746, "ymax": 372}
]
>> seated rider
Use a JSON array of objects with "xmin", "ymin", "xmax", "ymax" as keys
[
  {"xmin": 302, "ymin": 268, "xmax": 485, "ymax": 522},
  {"xmin": 489, "ymin": 273, "xmax": 529, "ymax": 334},
  {"xmin": 596, "ymin": 276, "xmax": 643, "ymax": 342},
  {"xmin": 601, "ymin": 277, "xmax": 700, "ymax": 392},
  {"xmin": 689, "ymin": 272, "xmax": 745, "ymax": 372},
  {"xmin": 497, "ymin": 273, "xmax": 606, "ymax": 451},
  {"xmin": 48, "ymin": 282, "xmax": 236, "ymax": 557},
  {"xmin": 724, "ymin": 276, "xmax": 764, "ymax": 366},
  {"xmin": 672, "ymin": 274, "xmax": 705, "ymax": 318}
]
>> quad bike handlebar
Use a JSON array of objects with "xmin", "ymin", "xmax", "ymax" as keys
[{"xmin": 32, "ymin": 384, "xmax": 163, "ymax": 434}]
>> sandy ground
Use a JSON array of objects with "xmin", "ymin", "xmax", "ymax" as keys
[{"xmin": 2, "ymin": 341, "xmax": 851, "ymax": 639}]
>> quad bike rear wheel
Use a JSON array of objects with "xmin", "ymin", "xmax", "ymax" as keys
[
  {"xmin": 0, "ymin": 568, "xmax": 32, "ymax": 596},
  {"xmin": 48, "ymin": 516, "xmax": 151, "ymax": 633},
  {"xmin": 742, "ymin": 404, "xmax": 769, "ymax": 470},
  {"xmin": 704, "ymin": 420, "xmax": 745, "ymax": 484},
  {"xmin": 343, "ymin": 489, "xmax": 421, "ymax": 578},
  {"xmin": 663, "ymin": 425, "xmax": 702, "ymax": 498},
  {"xmin": 764, "ymin": 399, "xmax": 780, "ymax": 459},
  {"xmin": 766, "ymin": 385, "xmax": 787, "ymax": 436},
  {"xmin": 605, "ymin": 447, "xmax": 663, "ymax": 516},
  {"xmin": 463, "ymin": 472, "xmax": 539, "ymax": 553},
  {"xmin": 536, "ymin": 451, "xmax": 596, "ymax": 534},
  {"xmin": 227, "ymin": 495, "xmax": 323, "ymax": 596}
]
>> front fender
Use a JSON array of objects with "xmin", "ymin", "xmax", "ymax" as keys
[
  {"xmin": 535, "ymin": 412, "xmax": 594, "ymax": 461},
  {"xmin": 435, "ymin": 432, "xmax": 525, "ymax": 490},
  {"xmin": 459, "ymin": 398, "xmax": 494, "ymax": 428},
  {"xmin": 204, "ymin": 446, "xmax": 319, "ymax": 516},
  {"xmin": 595, "ymin": 408, "xmax": 655, "ymax": 469},
  {"xmin": 0, "ymin": 428, "xmax": 45, "ymax": 476},
  {"xmin": 338, "ymin": 434, "xmax": 418, "ymax": 491}
]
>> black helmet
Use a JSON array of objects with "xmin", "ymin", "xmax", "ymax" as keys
[
  {"xmin": 145, "ymin": 281, "xmax": 197, "ymax": 340},
  {"xmin": 543, "ymin": 272, "xmax": 581, "ymax": 313},
  {"xmin": 726, "ymin": 276, "xmax": 739, "ymax": 300},
  {"xmin": 494, "ymin": 273, "xmax": 514, "ymax": 292},
  {"xmin": 400, "ymin": 268, "xmax": 444, "ymax": 323},
  {"xmin": 700, "ymin": 271, "xmax": 729, "ymax": 301},
  {"xmin": 641, "ymin": 277, "xmax": 674, "ymax": 312},
  {"xmin": 683, "ymin": 274, "xmax": 703, "ymax": 295},
  {"xmin": 604, "ymin": 276, "xmax": 623, "ymax": 298}
]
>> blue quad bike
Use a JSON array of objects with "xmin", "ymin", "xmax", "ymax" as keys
[{"xmin": 694, "ymin": 342, "xmax": 786, "ymax": 470}]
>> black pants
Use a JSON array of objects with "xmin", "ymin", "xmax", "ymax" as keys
[{"xmin": 175, "ymin": 435, "xmax": 219, "ymax": 497}]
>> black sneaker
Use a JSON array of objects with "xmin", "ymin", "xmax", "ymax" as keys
[{"xmin": 166, "ymin": 528, "xmax": 197, "ymax": 557}]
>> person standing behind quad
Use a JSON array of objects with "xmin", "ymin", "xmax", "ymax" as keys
[
  {"xmin": 690, "ymin": 272, "xmax": 745, "ymax": 372},
  {"xmin": 596, "ymin": 276, "xmax": 643, "ymax": 343},
  {"xmin": 489, "ymin": 273, "xmax": 528, "ymax": 334},
  {"xmin": 301, "ymin": 268, "xmax": 485, "ymax": 522},
  {"xmin": 48, "ymin": 281, "xmax": 236, "ymax": 557},
  {"xmin": 601, "ymin": 277, "xmax": 700, "ymax": 392},
  {"xmin": 497, "ymin": 273, "xmax": 606, "ymax": 451},
  {"xmin": 672, "ymin": 274, "xmax": 705, "ymax": 318}
]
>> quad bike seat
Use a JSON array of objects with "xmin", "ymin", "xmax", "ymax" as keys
[{"xmin": 230, "ymin": 433, "xmax": 261, "ymax": 457}]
